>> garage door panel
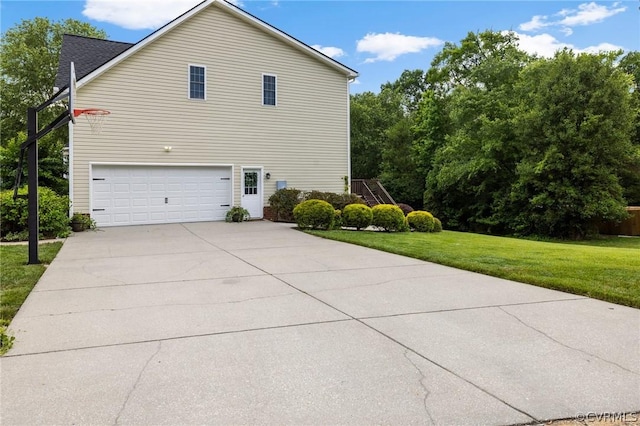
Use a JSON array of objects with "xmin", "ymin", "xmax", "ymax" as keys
[
  {"xmin": 113, "ymin": 198, "xmax": 130, "ymax": 208},
  {"xmin": 91, "ymin": 165, "xmax": 231, "ymax": 227}
]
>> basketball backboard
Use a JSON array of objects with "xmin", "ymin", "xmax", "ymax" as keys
[{"xmin": 69, "ymin": 61, "xmax": 76, "ymax": 124}]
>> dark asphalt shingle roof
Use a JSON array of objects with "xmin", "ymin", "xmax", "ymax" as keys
[{"xmin": 55, "ymin": 34, "xmax": 134, "ymax": 89}]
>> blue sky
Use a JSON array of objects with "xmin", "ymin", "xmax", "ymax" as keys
[{"xmin": 1, "ymin": 1, "xmax": 637, "ymax": 93}]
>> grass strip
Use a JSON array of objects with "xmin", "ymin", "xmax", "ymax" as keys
[{"xmin": 1, "ymin": 242, "xmax": 63, "ymax": 325}]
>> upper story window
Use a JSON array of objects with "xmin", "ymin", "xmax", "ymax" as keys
[
  {"xmin": 189, "ymin": 65, "xmax": 206, "ymax": 100},
  {"xmin": 263, "ymin": 74, "xmax": 276, "ymax": 106}
]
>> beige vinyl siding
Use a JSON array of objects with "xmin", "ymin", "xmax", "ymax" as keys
[{"xmin": 72, "ymin": 2, "xmax": 350, "ymax": 213}]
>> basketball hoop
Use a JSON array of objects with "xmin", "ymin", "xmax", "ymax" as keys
[{"xmin": 73, "ymin": 108, "xmax": 110, "ymax": 135}]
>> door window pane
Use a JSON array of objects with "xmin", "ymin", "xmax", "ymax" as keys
[{"xmin": 244, "ymin": 172, "xmax": 258, "ymax": 195}]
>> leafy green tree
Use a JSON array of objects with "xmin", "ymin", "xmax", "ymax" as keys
[
  {"xmin": 379, "ymin": 115, "xmax": 425, "ymax": 207},
  {"xmin": 0, "ymin": 17, "xmax": 106, "ymax": 192},
  {"xmin": 511, "ymin": 50, "xmax": 634, "ymax": 237},
  {"xmin": 412, "ymin": 90, "xmax": 450, "ymax": 207},
  {"xmin": 0, "ymin": 132, "xmax": 68, "ymax": 194},
  {"xmin": 350, "ymin": 92, "xmax": 385, "ymax": 179},
  {"xmin": 617, "ymin": 51, "xmax": 640, "ymax": 205},
  {"xmin": 423, "ymin": 30, "xmax": 530, "ymax": 232},
  {"xmin": 426, "ymin": 30, "xmax": 527, "ymax": 94},
  {"xmin": 380, "ymin": 69, "xmax": 427, "ymax": 113}
]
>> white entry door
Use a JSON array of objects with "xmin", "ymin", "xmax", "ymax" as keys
[
  {"xmin": 241, "ymin": 168, "xmax": 263, "ymax": 219},
  {"xmin": 91, "ymin": 165, "xmax": 232, "ymax": 227}
]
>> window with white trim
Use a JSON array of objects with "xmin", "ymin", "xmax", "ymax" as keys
[
  {"xmin": 189, "ymin": 65, "xmax": 206, "ymax": 100},
  {"xmin": 263, "ymin": 74, "xmax": 276, "ymax": 106}
]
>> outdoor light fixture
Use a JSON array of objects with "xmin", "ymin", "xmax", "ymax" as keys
[
  {"xmin": 164, "ymin": 146, "xmax": 172, "ymax": 152},
  {"xmin": 265, "ymin": 172, "xmax": 271, "ymax": 179}
]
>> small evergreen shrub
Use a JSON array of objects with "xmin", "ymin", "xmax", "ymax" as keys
[
  {"xmin": 1, "ymin": 187, "xmax": 70, "ymax": 239},
  {"xmin": 433, "ymin": 217, "xmax": 443, "ymax": 232},
  {"xmin": 371, "ymin": 204, "xmax": 408, "ymax": 232},
  {"xmin": 268, "ymin": 188, "xmax": 302, "ymax": 222},
  {"xmin": 397, "ymin": 203, "xmax": 414, "ymax": 216},
  {"xmin": 293, "ymin": 199, "xmax": 335, "ymax": 230},
  {"xmin": 407, "ymin": 211, "xmax": 435, "ymax": 232},
  {"xmin": 342, "ymin": 204, "xmax": 373, "ymax": 230},
  {"xmin": 225, "ymin": 206, "xmax": 250, "ymax": 223}
]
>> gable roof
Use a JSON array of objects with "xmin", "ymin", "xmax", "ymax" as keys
[
  {"xmin": 55, "ymin": 35, "xmax": 133, "ymax": 89},
  {"xmin": 58, "ymin": 0, "xmax": 357, "ymax": 91}
]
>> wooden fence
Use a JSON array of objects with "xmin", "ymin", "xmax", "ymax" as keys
[{"xmin": 598, "ymin": 207, "xmax": 640, "ymax": 236}]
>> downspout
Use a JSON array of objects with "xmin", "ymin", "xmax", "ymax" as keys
[
  {"xmin": 68, "ymin": 119, "xmax": 74, "ymax": 216},
  {"xmin": 346, "ymin": 77, "xmax": 354, "ymax": 193}
]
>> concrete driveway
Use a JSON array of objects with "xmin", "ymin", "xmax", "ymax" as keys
[{"xmin": 1, "ymin": 221, "xmax": 638, "ymax": 425}]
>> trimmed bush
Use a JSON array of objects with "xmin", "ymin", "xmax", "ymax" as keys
[
  {"xmin": 293, "ymin": 199, "xmax": 335, "ymax": 230},
  {"xmin": 1, "ymin": 187, "xmax": 70, "ymax": 239},
  {"xmin": 305, "ymin": 191, "xmax": 366, "ymax": 210},
  {"xmin": 433, "ymin": 217, "xmax": 443, "ymax": 232},
  {"xmin": 333, "ymin": 209, "xmax": 342, "ymax": 229},
  {"xmin": 342, "ymin": 203, "xmax": 373, "ymax": 230},
  {"xmin": 268, "ymin": 188, "xmax": 302, "ymax": 222},
  {"xmin": 407, "ymin": 211, "xmax": 435, "ymax": 232},
  {"xmin": 397, "ymin": 203, "xmax": 414, "ymax": 216},
  {"xmin": 371, "ymin": 204, "xmax": 408, "ymax": 232}
]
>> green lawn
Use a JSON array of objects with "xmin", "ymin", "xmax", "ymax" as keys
[
  {"xmin": 308, "ymin": 230, "xmax": 640, "ymax": 308},
  {"xmin": 1, "ymin": 242, "xmax": 63, "ymax": 326}
]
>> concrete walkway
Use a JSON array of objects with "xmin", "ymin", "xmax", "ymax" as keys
[{"xmin": 1, "ymin": 221, "xmax": 638, "ymax": 425}]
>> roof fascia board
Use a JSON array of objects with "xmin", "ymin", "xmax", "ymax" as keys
[
  {"xmin": 78, "ymin": 0, "xmax": 357, "ymax": 89},
  {"xmin": 77, "ymin": 0, "xmax": 213, "ymax": 89},
  {"xmin": 216, "ymin": 0, "xmax": 358, "ymax": 78}
]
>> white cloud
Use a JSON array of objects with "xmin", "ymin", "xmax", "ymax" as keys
[
  {"xmin": 514, "ymin": 33, "xmax": 572, "ymax": 57},
  {"xmin": 579, "ymin": 42, "xmax": 624, "ymax": 54},
  {"xmin": 558, "ymin": 2, "xmax": 626, "ymax": 27},
  {"xmin": 519, "ymin": 15, "xmax": 549, "ymax": 32},
  {"xmin": 82, "ymin": 0, "xmax": 243, "ymax": 30},
  {"xmin": 560, "ymin": 27, "xmax": 574, "ymax": 36},
  {"xmin": 350, "ymin": 78, "xmax": 361, "ymax": 85},
  {"xmin": 356, "ymin": 32, "xmax": 443, "ymax": 63},
  {"xmin": 509, "ymin": 31, "xmax": 623, "ymax": 58},
  {"xmin": 311, "ymin": 45, "xmax": 346, "ymax": 59},
  {"xmin": 518, "ymin": 2, "xmax": 626, "ymax": 35}
]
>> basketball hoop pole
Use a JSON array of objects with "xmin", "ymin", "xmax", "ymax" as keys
[
  {"xmin": 27, "ymin": 107, "xmax": 38, "ymax": 265},
  {"xmin": 15, "ymin": 62, "xmax": 100, "ymax": 264},
  {"xmin": 17, "ymin": 90, "xmax": 73, "ymax": 265}
]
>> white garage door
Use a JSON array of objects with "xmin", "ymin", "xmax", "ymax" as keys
[{"xmin": 91, "ymin": 165, "xmax": 232, "ymax": 227}]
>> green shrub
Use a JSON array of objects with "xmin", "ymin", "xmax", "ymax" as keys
[
  {"xmin": 397, "ymin": 203, "xmax": 414, "ymax": 216},
  {"xmin": 305, "ymin": 191, "xmax": 365, "ymax": 210},
  {"xmin": 0, "ymin": 190, "xmax": 27, "ymax": 234},
  {"xmin": 1, "ymin": 187, "xmax": 70, "ymax": 240},
  {"xmin": 342, "ymin": 203, "xmax": 373, "ymax": 230},
  {"xmin": 433, "ymin": 217, "xmax": 443, "ymax": 232},
  {"xmin": 268, "ymin": 188, "xmax": 302, "ymax": 222},
  {"xmin": 225, "ymin": 206, "xmax": 250, "ymax": 223},
  {"xmin": 407, "ymin": 211, "xmax": 435, "ymax": 232},
  {"xmin": 333, "ymin": 209, "xmax": 342, "ymax": 229},
  {"xmin": 2, "ymin": 230, "xmax": 28, "ymax": 242},
  {"xmin": 293, "ymin": 199, "xmax": 335, "ymax": 230},
  {"xmin": 371, "ymin": 204, "xmax": 408, "ymax": 232}
]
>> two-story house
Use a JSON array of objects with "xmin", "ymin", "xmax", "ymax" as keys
[{"xmin": 56, "ymin": 0, "xmax": 357, "ymax": 227}]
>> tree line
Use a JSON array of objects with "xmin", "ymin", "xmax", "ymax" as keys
[{"xmin": 351, "ymin": 30, "xmax": 640, "ymax": 238}]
